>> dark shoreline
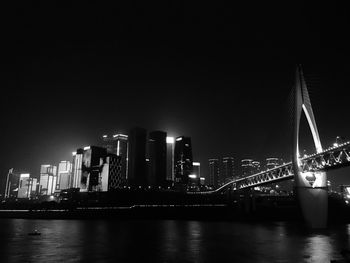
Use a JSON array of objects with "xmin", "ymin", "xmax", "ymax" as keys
[{"xmin": 1, "ymin": 194, "xmax": 349, "ymax": 224}]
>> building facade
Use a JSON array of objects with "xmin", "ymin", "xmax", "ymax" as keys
[
  {"xmin": 57, "ymin": 161, "xmax": 72, "ymax": 191},
  {"xmin": 4, "ymin": 168, "xmax": 20, "ymax": 199},
  {"xmin": 222, "ymin": 157, "xmax": 235, "ymax": 184},
  {"xmin": 102, "ymin": 134, "xmax": 128, "ymax": 184},
  {"xmin": 39, "ymin": 165, "xmax": 57, "ymax": 195},
  {"xmin": 174, "ymin": 136, "xmax": 193, "ymax": 186},
  {"xmin": 71, "ymin": 146, "xmax": 107, "ymax": 192},
  {"xmin": 208, "ymin": 159, "xmax": 219, "ymax": 188},
  {"xmin": 241, "ymin": 159, "xmax": 254, "ymax": 178},
  {"xmin": 127, "ymin": 127, "xmax": 147, "ymax": 187},
  {"xmin": 100, "ymin": 154, "xmax": 123, "ymax": 191},
  {"xmin": 148, "ymin": 131, "xmax": 167, "ymax": 187},
  {"xmin": 266, "ymin": 158, "xmax": 280, "ymax": 170},
  {"xmin": 166, "ymin": 136, "xmax": 175, "ymax": 183}
]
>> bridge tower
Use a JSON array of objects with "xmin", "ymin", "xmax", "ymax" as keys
[{"xmin": 292, "ymin": 65, "xmax": 328, "ymax": 228}]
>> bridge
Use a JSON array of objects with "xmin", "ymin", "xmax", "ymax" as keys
[
  {"xmin": 195, "ymin": 66, "xmax": 349, "ymax": 228},
  {"xmin": 198, "ymin": 141, "xmax": 350, "ymax": 193}
]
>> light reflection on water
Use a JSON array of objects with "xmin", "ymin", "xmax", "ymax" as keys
[{"xmin": 0, "ymin": 219, "xmax": 349, "ymax": 262}]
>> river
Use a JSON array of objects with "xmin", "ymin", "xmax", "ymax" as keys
[{"xmin": 0, "ymin": 218, "xmax": 349, "ymax": 262}]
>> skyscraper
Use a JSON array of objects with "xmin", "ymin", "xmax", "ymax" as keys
[
  {"xmin": 252, "ymin": 161, "xmax": 261, "ymax": 174},
  {"xmin": 17, "ymin": 174, "xmax": 30, "ymax": 198},
  {"xmin": 266, "ymin": 158, "xmax": 280, "ymax": 170},
  {"xmin": 100, "ymin": 154, "xmax": 123, "ymax": 191},
  {"xmin": 148, "ymin": 131, "xmax": 167, "ymax": 187},
  {"xmin": 39, "ymin": 165, "xmax": 57, "ymax": 195},
  {"xmin": 174, "ymin": 136, "xmax": 193, "ymax": 185},
  {"xmin": 188, "ymin": 162, "xmax": 201, "ymax": 188},
  {"xmin": 17, "ymin": 174, "xmax": 37, "ymax": 199},
  {"xmin": 71, "ymin": 146, "xmax": 107, "ymax": 192},
  {"xmin": 241, "ymin": 159, "xmax": 254, "ymax": 178},
  {"xmin": 222, "ymin": 157, "xmax": 235, "ymax": 184},
  {"xmin": 127, "ymin": 127, "xmax": 147, "ymax": 187},
  {"xmin": 102, "ymin": 134, "xmax": 128, "ymax": 183},
  {"xmin": 82, "ymin": 146, "xmax": 107, "ymax": 192},
  {"xmin": 166, "ymin": 136, "xmax": 175, "ymax": 183},
  {"xmin": 57, "ymin": 161, "xmax": 72, "ymax": 191},
  {"xmin": 4, "ymin": 168, "xmax": 20, "ymax": 199},
  {"xmin": 71, "ymin": 149, "xmax": 83, "ymax": 188},
  {"xmin": 208, "ymin": 159, "xmax": 219, "ymax": 188}
]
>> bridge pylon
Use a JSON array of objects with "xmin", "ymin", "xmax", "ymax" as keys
[{"xmin": 292, "ymin": 65, "xmax": 328, "ymax": 228}]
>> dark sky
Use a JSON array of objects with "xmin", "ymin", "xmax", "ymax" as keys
[{"xmin": 1, "ymin": 2, "xmax": 350, "ymax": 189}]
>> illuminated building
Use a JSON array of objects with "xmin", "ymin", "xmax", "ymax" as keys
[
  {"xmin": 192, "ymin": 162, "xmax": 201, "ymax": 178},
  {"xmin": 71, "ymin": 149, "xmax": 83, "ymax": 188},
  {"xmin": 71, "ymin": 146, "xmax": 107, "ymax": 192},
  {"xmin": 4, "ymin": 168, "xmax": 20, "ymax": 199},
  {"xmin": 17, "ymin": 174, "xmax": 31, "ymax": 198},
  {"xmin": 127, "ymin": 127, "xmax": 147, "ymax": 187},
  {"xmin": 166, "ymin": 136, "xmax": 175, "ymax": 183},
  {"xmin": 208, "ymin": 159, "xmax": 219, "ymax": 188},
  {"xmin": 241, "ymin": 159, "xmax": 254, "ymax": 177},
  {"xmin": 252, "ymin": 161, "xmax": 261, "ymax": 174},
  {"xmin": 100, "ymin": 154, "xmax": 123, "ymax": 191},
  {"xmin": 102, "ymin": 134, "xmax": 128, "ymax": 184},
  {"xmin": 82, "ymin": 146, "xmax": 107, "ymax": 192},
  {"xmin": 222, "ymin": 157, "xmax": 235, "ymax": 184},
  {"xmin": 39, "ymin": 165, "xmax": 57, "ymax": 195},
  {"xmin": 174, "ymin": 136, "xmax": 193, "ymax": 185},
  {"xmin": 266, "ymin": 158, "xmax": 280, "ymax": 170},
  {"xmin": 148, "ymin": 131, "xmax": 167, "ymax": 187},
  {"xmin": 57, "ymin": 161, "xmax": 72, "ymax": 191},
  {"xmin": 188, "ymin": 162, "xmax": 200, "ymax": 188}
]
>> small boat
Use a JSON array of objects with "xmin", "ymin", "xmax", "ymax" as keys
[{"xmin": 28, "ymin": 230, "xmax": 41, "ymax": 236}]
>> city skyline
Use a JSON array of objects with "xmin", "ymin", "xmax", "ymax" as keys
[{"xmin": 2, "ymin": 3, "xmax": 350, "ymax": 191}]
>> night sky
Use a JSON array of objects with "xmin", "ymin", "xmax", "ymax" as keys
[{"xmin": 1, "ymin": 3, "xmax": 350, "ymax": 189}]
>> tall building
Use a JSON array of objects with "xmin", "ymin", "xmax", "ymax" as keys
[
  {"xmin": 71, "ymin": 146, "xmax": 107, "ymax": 192},
  {"xmin": 57, "ymin": 161, "xmax": 72, "ymax": 191},
  {"xmin": 241, "ymin": 159, "xmax": 254, "ymax": 178},
  {"xmin": 100, "ymin": 154, "xmax": 123, "ymax": 191},
  {"xmin": 148, "ymin": 131, "xmax": 167, "ymax": 187},
  {"xmin": 18, "ymin": 174, "xmax": 37, "ymax": 199},
  {"xmin": 39, "ymin": 165, "xmax": 57, "ymax": 195},
  {"xmin": 127, "ymin": 127, "xmax": 147, "ymax": 187},
  {"xmin": 174, "ymin": 136, "xmax": 193, "ymax": 185},
  {"xmin": 208, "ymin": 159, "xmax": 219, "ymax": 188},
  {"xmin": 166, "ymin": 137, "xmax": 175, "ymax": 183},
  {"xmin": 192, "ymin": 162, "xmax": 201, "ymax": 178},
  {"xmin": 266, "ymin": 158, "xmax": 280, "ymax": 170},
  {"xmin": 102, "ymin": 134, "xmax": 128, "ymax": 183},
  {"xmin": 4, "ymin": 168, "xmax": 20, "ymax": 199},
  {"xmin": 188, "ymin": 162, "xmax": 201, "ymax": 188},
  {"xmin": 71, "ymin": 149, "xmax": 83, "ymax": 188},
  {"xmin": 252, "ymin": 161, "xmax": 261, "ymax": 174},
  {"xmin": 222, "ymin": 157, "xmax": 235, "ymax": 184}
]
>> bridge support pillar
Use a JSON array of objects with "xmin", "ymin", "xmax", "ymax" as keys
[
  {"xmin": 297, "ymin": 185, "xmax": 328, "ymax": 228},
  {"xmin": 243, "ymin": 189, "xmax": 256, "ymax": 214},
  {"xmin": 293, "ymin": 66, "xmax": 328, "ymax": 228}
]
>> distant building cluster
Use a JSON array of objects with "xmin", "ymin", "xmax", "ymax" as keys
[
  {"xmin": 4, "ymin": 127, "xmax": 206, "ymax": 199},
  {"xmin": 207, "ymin": 157, "xmax": 285, "ymax": 189}
]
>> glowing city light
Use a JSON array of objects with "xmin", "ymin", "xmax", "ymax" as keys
[
  {"xmin": 166, "ymin": 137, "xmax": 175, "ymax": 144},
  {"xmin": 193, "ymin": 162, "xmax": 200, "ymax": 166},
  {"xmin": 84, "ymin": 146, "xmax": 91, "ymax": 150},
  {"xmin": 189, "ymin": 174, "xmax": 197, "ymax": 179}
]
